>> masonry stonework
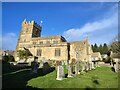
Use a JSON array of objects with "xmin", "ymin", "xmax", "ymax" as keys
[{"xmin": 14, "ymin": 19, "xmax": 93, "ymax": 63}]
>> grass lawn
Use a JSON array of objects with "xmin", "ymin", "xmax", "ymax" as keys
[{"xmin": 3, "ymin": 64, "xmax": 119, "ymax": 89}]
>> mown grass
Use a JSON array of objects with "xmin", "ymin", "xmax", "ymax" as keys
[
  {"xmin": 27, "ymin": 66, "xmax": 118, "ymax": 88},
  {"xmin": 2, "ymin": 63, "xmax": 119, "ymax": 89}
]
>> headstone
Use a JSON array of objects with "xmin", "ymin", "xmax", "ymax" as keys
[
  {"xmin": 114, "ymin": 61, "xmax": 118, "ymax": 72},
  {"xmin": 67, "ymin": 65, "xmax": 73, "ymax": 77},
  {"xmin": 89, "ymin": 62, "xmax": 92, "ymax": 70},
  {"xmin": 75, "ymin": 61, "xmax": 80, "ymax": 75},
  {"xmin": 62, "ymin": 61, "xmax": 64, "ymax": 65},
  {"xmin": 43, "ymin": 62, "xmax": 52, "ymax": 74},
  {"xmin": 39, "ymin": 61, "xmax": 43, "ymax": 68},
  {"xmin": 56, "ymin": 65, "xmax": 64, "ymax": 80},
  {"xmin": 65, "ymin": 60, "xmax": 67, "ymax": 65},
  {"xmin": 91, "ymin": 62, "xmax": 95, "ymax": 69},
  {"xmin": 81, "ymin": 61, "xmax": 85, "ymax": 72},
  {"xmin": 31, "ymin": 60, "xmax": 39, "ymax": 74},
  {"xmin": 86, "ymin": 61, "xmax": 89, "ymax": 71}
]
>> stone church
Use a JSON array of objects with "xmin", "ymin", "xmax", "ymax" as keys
[{"xmin": 14, "ymin": 19, "xmax": 93, "ymax": 63}]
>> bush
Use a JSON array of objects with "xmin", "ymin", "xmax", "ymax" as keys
[
  {"xmin": 103, "ymin": 57, "xmax": 112, "ymax": 63},
  {"xmin": 2, "ymin": 56, "xmax": 9, "ymax": 62},
  {"xmin": 2, "ymin": 55, "xmax": 15, "ymax": 63}
]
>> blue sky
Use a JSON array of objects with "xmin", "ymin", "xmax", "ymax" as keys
[{"xmin": 2, "ymin": 2, "xmax": 118, "ymax": 50}]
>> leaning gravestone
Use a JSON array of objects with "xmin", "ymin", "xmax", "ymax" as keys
[{"xmin": 56, "ymin": 65, "xmax": 64, "ymax": 80}]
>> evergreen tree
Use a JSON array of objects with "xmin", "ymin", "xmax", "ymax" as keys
[
  {"xmin": 99, "ymin": 44, "xmax": 103, "ymax": 54},
  {"xmin": 93, "ymin": 43, "xmax": 98, "ymax": 52},
  {"xmin": 102, "ymin": 43, "xmax": 108, "ymax": 54}
]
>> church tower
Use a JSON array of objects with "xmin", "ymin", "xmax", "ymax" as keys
[{"xmin": 14, "ymin": 19, "xmax": 42, "ymax": 61}]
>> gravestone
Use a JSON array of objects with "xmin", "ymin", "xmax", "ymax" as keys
[
  {"xmin": 43, "ymin": 62, "xmax": 52, "ymax": 74},
  {"xmin": 62, "ymin": 61, "xmax": 64, "ymax": 65},
  {"xmin": 39, "ymin": 61, "xmax": 43, "ymax": 68},
  {"xmin": 65, "ymin": 60, "xmax": 67, "ymax": 65},
  {"xmin": 81, "ymin": 61, "xmax": 85, "ymax": 72},
  {"xmin": 56, "ymin": 65, "xmax": 64, "ymax": 80},
  {"xmin": 86, "ymin": 62, "xmax": 89, "ymax": 71},
  {"xmin": 89, "ymin": 62, "xmax": 92, "ymax": 70},
  {"xmin": 114, "ymin": 61, "xmax": 118, "ymax": 72},
  {"xmin": 67, "ymin": 65, "xmax": 73, "ymax": 77},
  {"xmin": 91, "ymin": 62, "xmax": 95, "ymax": 69},
  {"xmin": 75, "ymin": 61, "xmax": 80, "ymax": 75}
]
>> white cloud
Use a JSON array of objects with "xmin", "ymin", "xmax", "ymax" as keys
[
  {"xmin": 63, "ymin": 4, "xmax": 118, "ymax": 42},
  {"xmin": 0, "ymin": 33, "xmax": 18, "ymax": 50}
]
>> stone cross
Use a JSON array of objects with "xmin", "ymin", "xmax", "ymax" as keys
[{"xmin": 56, "ymin": 65, "xmax": 64, "ymax": 80}]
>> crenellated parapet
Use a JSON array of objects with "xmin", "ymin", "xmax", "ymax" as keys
[{"xmin": 22, "ymin": 19, "xmax": 41, "ymax": 30}]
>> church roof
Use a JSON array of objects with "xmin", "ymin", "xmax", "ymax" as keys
[
  {"xmin": 91, "ymin": 52, "xmax": 101, "ymax": 58},
  {"xmin": 32, "ymin": 35, "xmax": 67, "ymax": 41}
]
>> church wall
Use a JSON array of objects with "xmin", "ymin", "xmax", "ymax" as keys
[{"xmin": 29, "ymin": 45, "xmax": 68, "ymax": 61}]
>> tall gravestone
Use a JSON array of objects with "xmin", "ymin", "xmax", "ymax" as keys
[
  {"xmin": 114, "ymin": 61, "xmax": 118, "ymax": 72},
  {"xmin": 91, "ymin": 61, "xmax": 95, "ymax": 69},
  {"xmin": 67, "ymin": 65, "xmax": 73, "ymax": 77},
  {"xmin": 56, "ymin": 65, "xmax": 64, "ymax": 80},
  {"xmin": 56, "ymin": 61, "xmax": 65, "ymax": 80},
  {"xmin": 43, "ymin": 62, "xmax": 52, "ymax": 74},
  {"xmin": 86, "ymin": 61, "xmax": 89, "ymax": 71},
  {"xmin": 75, "ymin": 61, "xmax": 80, "ymax": 75},
  {"xmin": 89, "ymin": 62, "xmax": 92, "ymax": 70},
  {"xmin": 39, "ymin": 61, "xmax": 43, "ymax": 68},
  {"xmin": 81, "ymin": 61, "xmax": 85, "ymax": 73}
]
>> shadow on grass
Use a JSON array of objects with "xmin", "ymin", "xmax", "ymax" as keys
[
  {"xmin": 2, "ymin": 67, "xmax": 55, "ymax": 88},
  {"xmin": 111, "ymin": 67, "xmax": 115, "ymax": 72}
]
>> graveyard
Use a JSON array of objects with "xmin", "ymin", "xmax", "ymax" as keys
[{"xmin": 2, "ymin": 60, "xmax": 119, "ymax": 88}]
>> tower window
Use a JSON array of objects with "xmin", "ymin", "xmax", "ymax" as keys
[
  {"xmin": 37, "ymin": 49, "xmax": 42, "ymax": 56},
  {"xmin": 55, "ymin": 48, "xmax": 61, "ymax": 56}
]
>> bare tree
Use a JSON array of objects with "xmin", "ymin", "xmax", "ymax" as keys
[{"xmin": 109, "ymin": 33, "xmax": 120, "ymax": 53}]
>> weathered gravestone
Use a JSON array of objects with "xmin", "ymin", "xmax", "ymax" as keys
[
  {"xmin": 43, "ymin": 62, "xmax": 52, "ymax": 74},
  {"xmin": 67, "ymin": 65, "xmax": 73, "ymax": 77},
  {"xmin": 114, "ymin": 61, "xmax": 119, "ymax": 72},
  {"xmin": 86, "ymin": 61, "xmax": 89, "ymax": 71},
  {"xmin": 56, "ymin": 61, "xmax": 65, "ymax": 80},
  {"xmin": 89, "ymin": 62, "xmax": 92, "ymax": 70},
  {"xmin": 39, "ymin": 61, "xmax": 43, "ymax": 68},
  {"xmin": 81, "ymin": 61, "xmax": 85, "ymax": 73},
  {"xmin": 56, "ymin": 65, "xmax": 64, "ymax": 80},
  {"xmin": 62, "ymin": 61, "xmax": 64, "ymax": 66},
  {"xmin": 75, "ymin": 61, "xmax": 80, "ymax": 75},
  {"xmin": 91, "ymin": 61, "xmax": 95, "ymax": 69}
]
